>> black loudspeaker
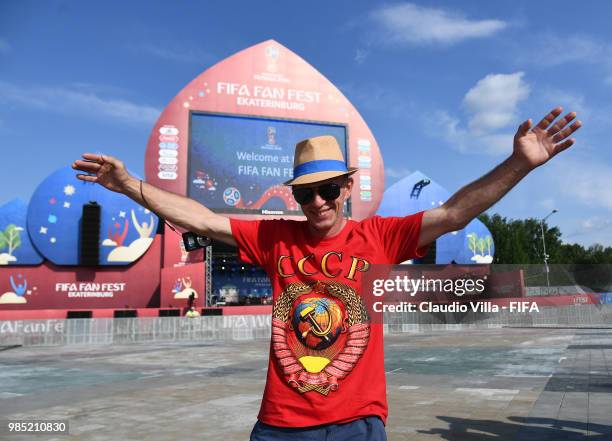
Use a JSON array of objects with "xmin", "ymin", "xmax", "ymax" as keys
[
  {"xmin": 67, "ymin": 310, "xmax": 92, "ymax": 319},
  {"xmin": 80, "ymin": 202, "xmax": 101, "ymax": 265},
  {"xmin": 114, "ymin": 310, "xmax": 137, "ymax": 318},
  {"xmin": 421, "ymin": 240, "xmax": 437, "ymax": 265}
]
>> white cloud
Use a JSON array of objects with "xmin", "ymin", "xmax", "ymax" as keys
[
  {"xmin": 581, "ymin": 217, "xmax": 612, "ymax": 232},
  {"xmin": 515, "ymin": 33, "xmax": 612, "ymax": 87},
  {"xmin": 0, "ymin": 38, "xmax": 11, "ymax": 54},
  {"xmin": 385, "ymin": 167, "xmax": 412, "ymax": 179},
  {"xmin": 539, "ymin": 88, "xmax": 589, "ymax": 119},
  {"xmin": 354, "ymin": 48, "xmax": 368, "ymax": 64},
  {"xmin": 339, "ymin": 82, "xmax": 419, "ymax": 120},
  {"xmin": 564, "ymin": 216, "xmax": 612, "ymax": 245},
  {"xmin": 539, "ymin": 198, "xmax": 556, "ymax": 211},
  {"xmin": 550, "ymin": 158, "xmax": 612, "ymax": 210},
  {"xmin": 136, "ymin": 43, "xmax": 215, "ymax": 64},
  {"xmin": 527, "ymin": 34, "xmax": 603, "ymax": 67},
  {"xmin": 107, "ymin": 237, "xmax": 153, "ymax": 262},
  {"xmin": 463, "ymin": 72, "xmax": 530, "ymax": 134},
  {"xmin": 433, "ymin": 109, "xmax": 514, "ymax": 156},
  {"xmin": 0, "ymin": 81, "xmax": 160, "ymax": 126},
  {"xmin": 370, "ymin": 3, "xmax": 507, "ymax": 46},
  {"xmin": 430, "ymin": 72, "xmax": 529, "ymax": 156}
]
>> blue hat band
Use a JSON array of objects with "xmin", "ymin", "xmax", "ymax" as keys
[{"xmin": 293, "ymin": 159, "xmax": 348, "ymax": 178}]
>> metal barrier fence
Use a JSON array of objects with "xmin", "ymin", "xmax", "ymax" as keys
[
  {"xmin": 0, "ymin": 315, "xmax": 272, "ymax": 347},
  {"xmin": 2, "ymin": 306, "xmax": 611, "ymax": 347},
  {"xmin": 384, "ymin": 305, "xmax": 612, "ymax": 334}
]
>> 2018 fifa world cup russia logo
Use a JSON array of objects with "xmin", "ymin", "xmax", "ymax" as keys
[
  {"xmin": 272, "ymin": 281, "xmax": 370, "ymax": 396},
  {"xmin": 265, "ymin": 44, "xmax": 279, "ymax": 73}
]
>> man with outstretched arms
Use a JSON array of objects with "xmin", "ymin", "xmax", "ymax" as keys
[{"xmin": 73, "ymin": 107, "xmax": 580, "ymax": 441}]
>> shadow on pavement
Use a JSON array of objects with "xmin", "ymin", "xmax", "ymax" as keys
[{"xmin": 418, "ymin": 415, "xmax": 612, "ymax": 440}]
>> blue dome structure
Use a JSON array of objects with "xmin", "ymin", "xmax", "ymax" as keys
[
  {"xmin": 378, "ymin": 171, "xmax": 494, "ymax": 264},
  {"xmin": 26, "ymin": 166, "xmax": 159, "ymax": 266}
]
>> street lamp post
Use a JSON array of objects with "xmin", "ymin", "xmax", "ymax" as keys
[{"xmin": 540, "ymin": 209, "xmax": 558, "ymax": 288}]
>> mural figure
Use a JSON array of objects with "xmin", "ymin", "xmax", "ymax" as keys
[
  {"xmin": 10, "ymin": 274, "xmax": 27, "ymax": 296},
  {"xmin": 106, "ymin": 209, "xmax": 155, "ymax": 262},
  {"xmin": 108, "ymin": 219, "xmax": 129, "ymax": 246},
  {"xmin": 410, "ymin": 179, "xmax": 430, "ymax": 200},
  {"xmin": 467, "ymin": 233, "xmax": 494, "ymax": 264},
  {"xmin": 131, "ymin": 210, "xmax": 154, "ymax": 239},
  {"xmin": 173, "ymin": 276, "xmax": 198, "ymax": 299},
  {"xmin": 0, "ymin": 224, "xmax": 23, "ymax": 265},
  {"xmin": 0, "ymin": 273, "xmax": 28, "ymax": 304}
]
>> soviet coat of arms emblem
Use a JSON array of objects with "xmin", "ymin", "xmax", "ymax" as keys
[{"xmin": 272, "ymin": 281, "xmax": 370, "ymax": 395}]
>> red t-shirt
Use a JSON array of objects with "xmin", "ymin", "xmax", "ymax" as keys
[{"xmin": 230, "ymin": 212, "xmax": 426, "ymax": 428}]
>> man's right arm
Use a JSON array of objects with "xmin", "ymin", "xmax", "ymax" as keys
[
  {"xmin": 73, "ymin": 153, "xmax": 236, "ymax": 246},
  {"xmin": 123, "ymin": 177, "xmax": 236, "ymax": 246}
]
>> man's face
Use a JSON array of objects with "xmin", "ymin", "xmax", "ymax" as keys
[{"xmin": 292, "ymin": 176, "xmax": 353, "ymax": 234}]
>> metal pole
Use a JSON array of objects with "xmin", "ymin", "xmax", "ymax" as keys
[
  {"xmin": 205, "ymin": 245, "xmax": 213, "ymax": 307},
  {"xmin": 540, "ymin": 219, "xmax": 550, "ymax": 287},
  {"xmin": 540, "ymin": 210, "xmax": 557, "ymax": 288}
]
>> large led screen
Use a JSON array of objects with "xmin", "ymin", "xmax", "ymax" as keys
[{"xmin": 187, "ymin": 112, "xmax": 348, "ymax": 215}]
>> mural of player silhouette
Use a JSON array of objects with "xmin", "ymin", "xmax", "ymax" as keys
[
  {"xmin": 107, "ymin": 219, "xmax": 129, "ymax": 246},
  {"xmin": 106, "ymin": 209, "xmax": 155, "ymax": 262},
  {"xmin": 131, "ymin": 209, "xmax": 154, "ymax": 239},
  {"xmin": 173, "ymin": 276, "xmax": 198, "ymax": 300},
  {"xmin": 0, "ymin": 273, "xmax": 29, "ymax": 304},
  {"xmin": 10, "ymin": 274, "xmax": 27, "ymax": 296}
]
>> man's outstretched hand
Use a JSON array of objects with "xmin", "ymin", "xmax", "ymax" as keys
[
  {"xmin": 72, "ymin": 154, "xmax": 133, "ymax": 193},
  {"xmin": 512, "ymin": 107, "xmax": 582, "ymax": 171}
]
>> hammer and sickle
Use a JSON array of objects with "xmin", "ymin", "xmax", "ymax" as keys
[{"xmin": 300, "ymin": 302, "xmax": 332, "ymax": 342}]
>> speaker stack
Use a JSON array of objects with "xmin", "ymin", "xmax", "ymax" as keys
[{"xmin": 80, "ymin": 202, "xmax": 101, "ymax": 265}]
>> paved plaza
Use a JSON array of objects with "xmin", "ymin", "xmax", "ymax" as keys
[{"xmin": 1, "ymin": 327, "xmax": 611, "ymax": 440}]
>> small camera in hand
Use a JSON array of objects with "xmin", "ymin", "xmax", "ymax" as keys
[{"xmin": 182, "ymin": 232, "xmax": 212, "ymax": 251}]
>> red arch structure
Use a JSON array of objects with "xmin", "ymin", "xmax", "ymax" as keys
[{"xmin": 144, "ymin": 40, "xmax": 384, "ymax": 223}]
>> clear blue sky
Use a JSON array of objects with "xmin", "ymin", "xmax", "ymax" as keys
[{"xmin": 1, "ymin": 1, "xmax": 611, "ymax": 247}]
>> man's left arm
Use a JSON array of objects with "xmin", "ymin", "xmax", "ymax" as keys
[{"xmin": 418, "ymin": 107, "xmax": 582, "ymax": 249}]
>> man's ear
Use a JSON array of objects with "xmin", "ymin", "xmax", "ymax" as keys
[{"xmin": 345, "ymin": 177, "xmax": 354, "ymax": 195}]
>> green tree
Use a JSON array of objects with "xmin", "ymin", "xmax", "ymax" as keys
[
  {"xmin": 478, "ymin": 238, "xmax": 486, "ymax": 255},
  {"xmin": 467, "ymin": 233, "xmax": 478, "ymax": 256},
  {"xmin": 485, "ymin": 235, "xmax": 493, "ymax": 256},
  {"xmin": 478, "ymin": 214, "xmax": 611, "ymax": 264},
  {"xmin": 0, "ymin": 224, "xmax": 22, "ymax": 256}
]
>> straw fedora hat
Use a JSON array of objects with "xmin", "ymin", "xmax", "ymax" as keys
[{"xmin": 284, "ymin": 135, "xmax": 358, "ymax": 185}]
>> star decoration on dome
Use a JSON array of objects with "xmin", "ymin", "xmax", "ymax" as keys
[{"xmin": 64, "ymin": 185, "xmax": 76, "ymax": 196}]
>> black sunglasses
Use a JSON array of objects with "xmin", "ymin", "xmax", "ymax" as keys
[{"xmin": 292, "ymin": 182, "xmax": 343, "ymax": 205}]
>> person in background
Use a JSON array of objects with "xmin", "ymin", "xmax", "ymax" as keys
[{"xmin": 185, "ymin": 306, "xmax": 200, "ymax": 318}]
